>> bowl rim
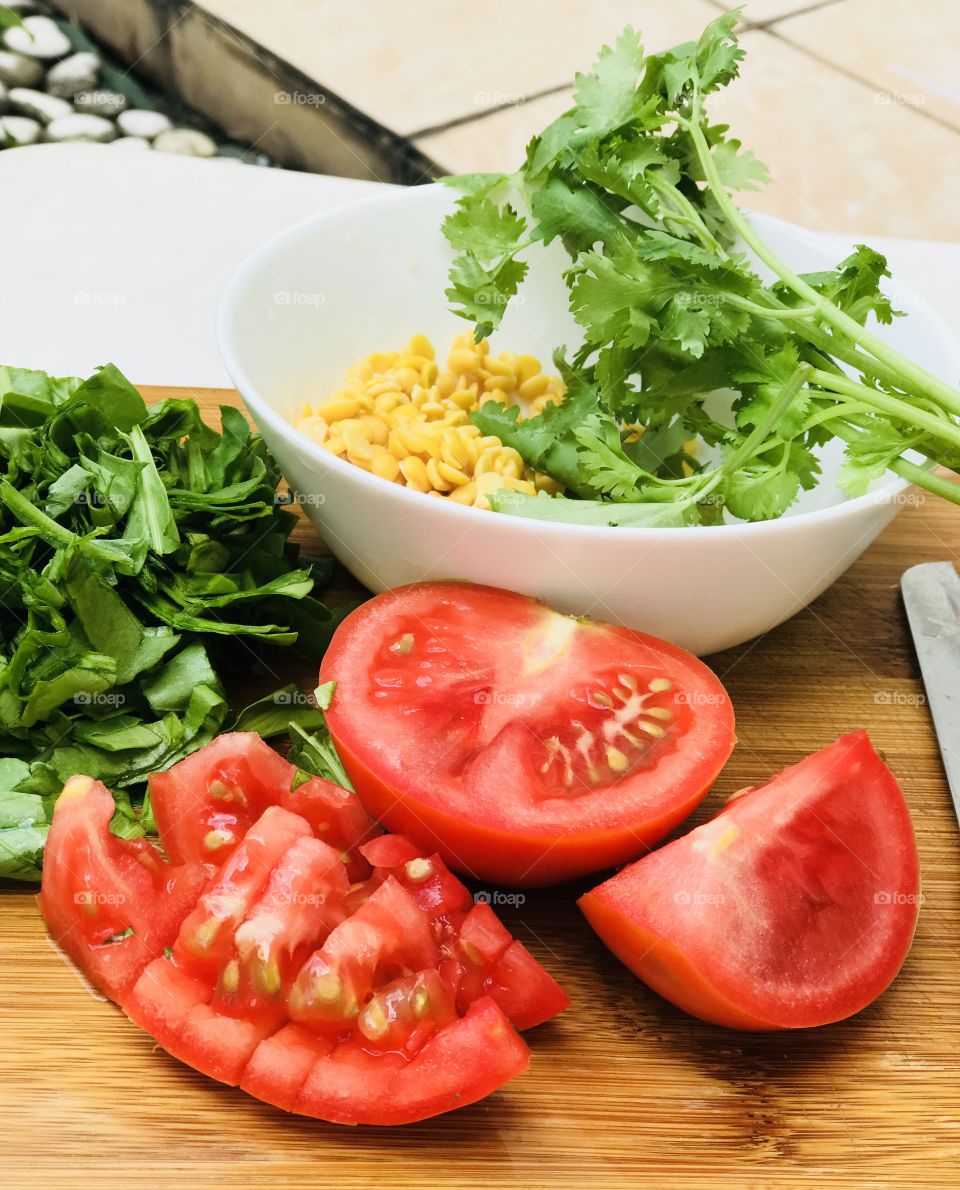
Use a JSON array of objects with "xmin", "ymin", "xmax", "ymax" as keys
[{"xmin": 217, "ymin": 182, "xmax": 960, "ymax": 542}]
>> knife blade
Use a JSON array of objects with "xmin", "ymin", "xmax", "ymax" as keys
[{"xmin": 902, "ymin": 561, "xmax": 960, "ymax": 828}]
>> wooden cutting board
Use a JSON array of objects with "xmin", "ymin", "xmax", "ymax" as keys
[{"xmin": 2, "ymin": 387, "xmax": 959, "ymax": 1189}]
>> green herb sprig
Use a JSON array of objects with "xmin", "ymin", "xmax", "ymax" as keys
[{"xmin": 442, "ymin": 12, "xmax": 960, "ymax": 526}]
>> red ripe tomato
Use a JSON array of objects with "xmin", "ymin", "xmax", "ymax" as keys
[
  {"xmin": 320, "ymin": 582, "xmax": 735, "ymax": 886},
  {"xmin": 147, "ymin": 732, "xmax": 378, "ymax": 879},
  {"xmin": 148, "ymin": 732, "xmax": 298, "ymax": 866},
  {"xmin": 37, "ymin": 776, "xmax": 207, "ymax": 999},
  {"xmin": 40, "ymin": 736, "xmax": 568, "ymax": 1125},
  {"xmin": 579, "ymin": 733, "xmax": 920, "ymax": 1030}
]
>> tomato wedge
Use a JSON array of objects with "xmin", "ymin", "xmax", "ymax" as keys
[
  {"xmin": 40, "ymin": 736, "xmax": 568, "ymax": 1124},
  {"xmin": 320, "ymin": 582, "xmax": 735, "ymax": 886},
  {"xmin": 579, "ymin": 733, "xmax": 920, "ymax": 1030},
  {"xmin": 37, "ymin": 776, "xmax": 207, "ymax": 1000}
]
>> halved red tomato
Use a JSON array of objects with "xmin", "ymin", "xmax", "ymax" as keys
[
  {"xmin": 579, "ymin": 733, "xmax": 920, "ymax": 1030},
  {"xmin": 40, "ymin": 735, "xmax": 568, "ymax": 1124},
  {"xmin": 320, "ymin": 582, "xmax": 736, "ymax": 886}
]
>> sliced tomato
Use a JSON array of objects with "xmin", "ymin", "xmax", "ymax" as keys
[
  {"xmin": 281, "ymin": 776, "xmax": 379, "ymax": 880},
  {"xmin": 41, "ymin": 735, "xmax": 568, "ymax": 1124},
  {"xmin": 176, "ymin": 806, "xmax": 314, "ymax": 975},
  {"xmin": 148, "ymin": 731, "xmax": 377, "ymax": 876},
  {"xmin": 579, "ymin": 733, "xmax": 920, "ymax": 1030},
  {"xmin": 242, "ymin": 998, "xmax": 529, "ymax": 1126},
  {"xmin": 293, "ymin": 998, "xmax": 528, "ymax": 1126},
  {"xmin": 320, "ymin": 582, "xmax": 736, "ymax": 886},
  {"xmin": 38, "ymin": 776, "xmax": 207, "ymax": 999},
  {"xmin": 148, "ymin": 732, "xmax": 296, "ymax": 866},
  {"xmin": 358, "ymin": 836, "xmax": 569, "ymax": 1027}
]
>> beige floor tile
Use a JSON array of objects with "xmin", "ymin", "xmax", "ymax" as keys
[
  {"xmin": 419, "ymin": 30, "xmax": 960, "ymax": 241},
  {"xmin": 196, "ymin": 0, "xmax": 719, "ymax": 136},
  {"xmin": 415, "ymin": 88, "xmax": 574, "ymax": 174},
  {"xmin": 713, "ymin": 31, "xmax": 960, "ymax": 239},
  {"xmin": 777, "ymin": 0, "xmax": 960, "ymax": 131}
]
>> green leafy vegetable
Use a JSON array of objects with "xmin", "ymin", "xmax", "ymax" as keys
[
  {"xmin": 0, "ymin": 363, "xmax": 344, "ymax": 880},
  {"xmin": 442, "ymin": 11, "xmax": 960, "ymax": 525}
]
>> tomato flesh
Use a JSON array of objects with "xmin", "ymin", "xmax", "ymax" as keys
[
  {"xmin": 148, "ymin": 733, "xmax": 297, "ymax": 866},
  {"xmin": 321, "ymin": 582, "xmax": 736, "ymax": 885},
  {"xmin": 579, "ymin": 732, "xmax": 920, "ymax": 1030},
  {"xmin": 40, "ymin": 736, "xmax": 568, "ymax": 1124},
  {"xmin": 37, "ymin": 776, "xmax": 207, "ymax": 999}
]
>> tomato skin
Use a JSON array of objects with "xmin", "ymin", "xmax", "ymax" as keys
[
  {"xmin": 575, "ymin": 897, "xmax": 774, "ymax": 1030},
  {"xmin": 320, "ymin": 582, "xmax": 735, "ymax": 887},
  {"xmin": 579, "ymin": 733, "xmax": 920, "ymax": 1030},
  {"xmin": 293, "ymin": 998, "xmax": 529, "ymax": 1126}
]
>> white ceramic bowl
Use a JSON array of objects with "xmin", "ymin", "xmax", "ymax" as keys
[{"xmin": 217, "ymin": 184, "xmax": 960, "ymax": 655}]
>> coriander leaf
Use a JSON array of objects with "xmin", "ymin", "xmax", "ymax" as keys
[
  {"xmin": 723, "ymin": 461, "xmax": 800, "ymax": 521},
  {"xmin": 572, "ymin": 416, "xmax": 650, "ymax": 501},
  {"xmin": 445, "ymin": 252, "xmax": 528, "ymax": 339},
  {"xmin": 632, "ymin": 229, "xmax": 731, "ymax": 270},
  {"xmin": 568, "ymin": 251, "xmax": 658, "ymax": 349},
  {"xmin": 439, "ymin": 172, "xmax": 509, "ymax": 198},
  {"xmin": 287, "ymin": 721, "xmax": 353, "ymax": 791},
  {"xmin": 530, "ymin": 177, "xmax": 626, "ymax": 254},
  {"xmin": 646, "ymin": 10, "xmax": 744, "ymax": 104},
  {"xmin": 662, "ymin": 302, "xmax": 713, "ymax": 359},
  {"xmin": 706, "ymin": 137, "xmax": 770, "ymax": 193},
  {"xmin": 471, "ymin": 358, "xmax": 600, "ymax": 493},
  {"xmin": 525, "ymin": 113, "xmax": 580, "ymax": 179},
  {"xmin": 441, "ymin": 196, "xmax": 526, "ymax": 262},
  {"xmin": 792, "ymin": 245, "xmax": 898, "ymax": 327},
  {"xmin": 836, "ymin": 420, "xmax": 911, "ymax": 496},
  {"xmin": 571, "ymin": 26, "xmax": 646, "ymax": 139}
]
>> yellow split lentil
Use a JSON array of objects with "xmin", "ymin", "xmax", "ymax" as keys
[{"xmin": 295, "ymin": 334, "xmax": 565, "ymax": 509}]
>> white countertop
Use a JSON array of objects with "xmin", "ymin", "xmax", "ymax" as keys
[{"xmin": 1, "ymin": 144, "xmax": 957, "ymax": 389}]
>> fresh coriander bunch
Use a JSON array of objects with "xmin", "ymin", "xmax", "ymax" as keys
[{"xmin": 441, "ymin": 11, "xmax": 960, "ymax": 526}]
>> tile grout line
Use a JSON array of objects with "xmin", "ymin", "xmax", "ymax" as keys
[
  {"xmin": 406, "ymin": 82, "xmax": 575, "ymax": 142},
  {"xmin": 702, "ymin": 0, "xmax": 850, "ymax": 26},
  {"xmin": 763, "ymin": 24, "xmax": 960, "ymax": 138}
]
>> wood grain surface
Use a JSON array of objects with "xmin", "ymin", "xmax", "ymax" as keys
[{"xmin": 2, "ymin": 388, "xmax": 958, "ymax": 1189}]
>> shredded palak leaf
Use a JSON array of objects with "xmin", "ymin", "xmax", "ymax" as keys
[{"xmin": 0, "ymin": 363, "xmax": 344, "ymax": 880}]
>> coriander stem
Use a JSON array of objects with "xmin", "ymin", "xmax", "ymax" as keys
[
  {"xmin": 801, "ymin": 400, "xmax": 876, "ymax": 432},
  {"xmin": 732, "ymin": 287, "xmax": 918, "ymax": 392},
  {"xmin": 696, "ymin": 363, "xmax": 811, "ymax": 502},
  {"xmin": 685, "ymin": 107, "xmax": 960, "ymax": 418},
  {"xmin": 648, "ymin": 175, "xmax": 723, "ymax": 253},
  {"xmin": 810, "ymin": 369, "xmax": 960, "ymax": 450},
  {"xmin": 725, "ymin": 295, "xmax": 820, "ymax": 320},
  {"xmin": 887, "ymin": 459, "xmax": 960, "ymax": 504},
  {"xmin": 827, "ymin": 420, "xmax": 960, "ymax": 506}
]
